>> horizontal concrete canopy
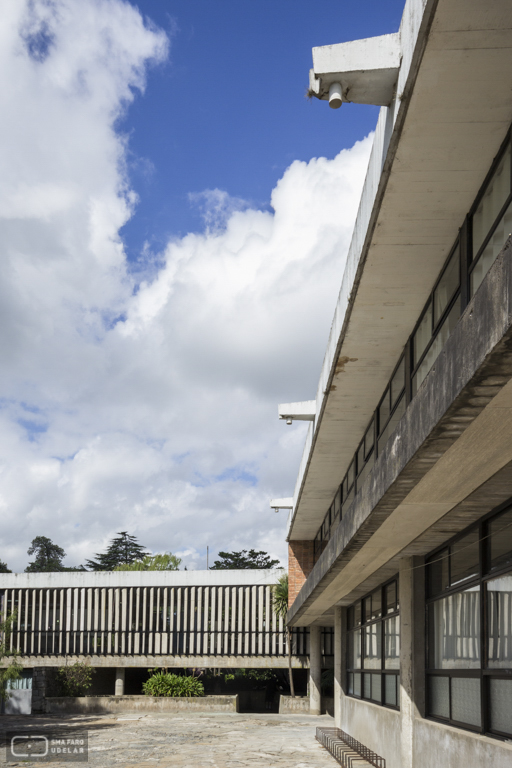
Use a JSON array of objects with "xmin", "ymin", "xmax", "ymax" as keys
[
  {"xmin": 278, "ymin": 401, "xmax": 316, "ymax": 421},
  {"xmin": 0, "ymin": 569, "xmax": 285, "ymax": 589},
  {"xmin": 289, "ymin": 0, "xmax": 512, "ymax": 541}
]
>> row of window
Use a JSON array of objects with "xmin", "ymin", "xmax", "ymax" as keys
[
  {"xmin": 314, "ymin": 128, "xmax": 512, "ymax": 563},
  {"xmin": 344, "ymin": 504, "xmax": 512, "ymax": 740}
]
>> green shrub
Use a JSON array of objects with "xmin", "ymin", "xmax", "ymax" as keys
[
  {"xmin": 143, "ymin": 672, "xmax": 204, "ymax": 698},
  {"xmin": 57, "ymin": 662, "xmax": 95, "ymax": 697}
]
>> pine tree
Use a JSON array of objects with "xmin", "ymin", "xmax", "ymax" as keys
[
  {"xmin": 25, "ymin": 536, "xmax": 66, "ymax": 572},
  {"xmin": 86, "ymin": 532, "xmax": 149, "ymax": 571},
  {"xmin": 210, "ymin": 549, "xmax": 280, "ymax": 570},
  {"xmin": 0, "ymin": 560, "xmax": 11, "ymax": 573}
]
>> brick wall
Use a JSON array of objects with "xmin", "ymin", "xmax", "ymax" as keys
[{"xmin": 288, "ymin": 541, "xmax": 314, "ymax": 607}]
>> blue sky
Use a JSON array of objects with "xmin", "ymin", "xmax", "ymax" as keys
[
  {"xmin": 120, "ymin": 0, "xmax": 405, "ymax": 259},
  {"xmin": 0, "ymin": 0, "xmax": 405, "ymax": 571}
]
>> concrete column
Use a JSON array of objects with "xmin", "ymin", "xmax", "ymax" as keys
[
  {"xmin": 334, "ymin": 606, "xmax": 346, "ymax": 728},
  {"xmin": 115, "ymin": 667, "xmax": 125, "ymax": 696},
  {"xmin": 309, "ymin": 625, "xmax": 322, "ymax": 715},
  {"xmin": 399, "ymin": 557, "xmax": 425, "ymax": 768}
]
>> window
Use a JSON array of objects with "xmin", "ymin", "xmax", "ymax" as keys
[
  {"xmin": 347, "ymin": 578, "xmax": 400, "ymax": 709},
  {"xmin": 426, "ymin": 505, "xmax": 512, "ymax": 738},
  {"xmin": 471, "ymin": 140, "xmax": 512, "ymax": 296}
]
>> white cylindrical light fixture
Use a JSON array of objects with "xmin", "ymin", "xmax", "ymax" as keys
[{"xmin": 328, "ymin": 82, "xmax": 342, "ymax": 109}]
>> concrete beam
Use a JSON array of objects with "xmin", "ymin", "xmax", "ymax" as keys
[
  {"xmin": 278, "ymin": 401, "xmax": 316, "ymax": 423},
  {"xmin": 309, "ymin": 33, "xmax": 401, "ymax": 106},
  {"xmin": 2, "ymin": 654, "xmax": 334, "ymax": 670}
]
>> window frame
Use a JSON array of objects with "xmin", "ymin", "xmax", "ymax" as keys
[{"xmin": 425, "ymin": 501, "xmax": 512, "ymax": 740}]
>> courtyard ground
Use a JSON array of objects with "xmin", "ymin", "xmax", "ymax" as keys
[{"xmin": 0, "ymin": 711, "xmax": 337, "ymax": 767}]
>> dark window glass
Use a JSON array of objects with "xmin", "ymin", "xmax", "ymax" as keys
[
  {"xmin": 472, "ymin": 142, "xmax": 511, "ymax": 258},
  {"xmin": 428, "ymin": 549, "xmax": 449, "ymax": 597},
  {"xmin": 347, "ymin": 672, "xmax": 354, "ymax": 695},
  {"xmin": 390, "ymin": 357, "xmax": 405, "ymax": 408},
  {"xmin": 365, "ymin": 420, "xmax": 374, "ymax": 456},
  {"xmin": 370, "ymin": 589, "xmax": 382, "ymax": 620},
  {"xmin": 348, "ymin": 630, "xmax": 361, "ymax": 669},
  {"xmin": 354, "ymin": 602, "xmax": 362, "ymax": 627},
  {"xmin": 385, "ymin": 581, "xmax": 397, "ymax": 613},
  {"xmin": 347, "ymin": 461, "xmax": 355, "ymax": 490},
  {"xmin": 413, "ymin": 301, "xmax": 432, "ymax": 367},
  {"xmin": 363, "ymin": 673, "xmax": 371, "ymax": 699},
  {"xmin": 434, "ymin": 245, "xmax": 460, "ymax": 327},
  {"xmin": 348, "ymin": 606, "xmax": 354, "ymax": 630},
  {"xmin": 363, "ymin": 596, "xmax": 372, "ymax": 624},
  {"xmin": 378, "ymin": 390, "xmax": 390, "ymax": 432},
  {"xmin": 489, "ymin": 508, "xmax": 512, "ymax": 572},
  {"xmin": 451, "ymin": 528, "xmax": 479, "ymax": 586},
  {"xmin": 353, "ymin": 672, "xmax": 361, "ymax": 697}
]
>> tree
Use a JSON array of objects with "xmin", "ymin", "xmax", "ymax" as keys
[
  {"xmin": 25, "ymin": 536, "xmax": 66, "ymax": 572},
  {"xmin": 0, "ymin": 560, "xmax": 11, "ymax": 573},
  {"xmin": 56, "ymin": 662, "xmax": 95, "ymax": 697},
  {"xmin": 115, "ymin": 553, "xmax": 181, "ymax": 571},
  {"xmin": 0, "ymin": 612, "xmax": 22, "ymax": 702},
  {"xmin": 210, "ymin": 549, "xmax": 280, "ymax": 570},
  {"xmin": 273, "ymin": 573, "xmax": 295, "ymax": 698},
  {"xmin": 86, "ymin": 532, "xmax": 149, "ymax": 571}
]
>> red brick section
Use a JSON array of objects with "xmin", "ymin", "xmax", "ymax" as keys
[{"xmin": 288, "ymin": 540, "xmax": 315, "ymax": 608}]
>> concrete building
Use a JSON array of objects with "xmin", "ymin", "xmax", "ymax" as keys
[
  {"xmin": 0, "ymin": 569, "xmax": 333, "ymax": 713},
  {"xmin": 280, "ymin": 0, "xmax": 512, "ymax": 765}
]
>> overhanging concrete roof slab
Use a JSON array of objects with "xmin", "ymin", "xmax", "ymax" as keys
[{"xmin": 289, "ymin": 0, "xmax": 512, "ymax": 540}]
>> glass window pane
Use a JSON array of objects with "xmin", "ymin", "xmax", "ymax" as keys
[
  {"xmin": 377, "ymin": 394, "xmax": 406, "ymax": 455},
  {"xmin": 348, "ymin": 629, "xmax": 361, "ymax": 669},
  {"xmin": 363, "ymin": 596, "xmax": 372, "ymax": 624},
  {"xmin": 363, "ymin": 673, "xmax": 371, "ymax": 699},
  {"xmin": 348, "ymin": 607, "xmax": 355, "ymax": 630},
  {"xmin": 434, "ymin": 245, "xmax": 460, "ymax": 327},
  {"xmin": 347, "ymin": 461, "xmax": 355, "ymax": 490},
  {"xmin": 384, "ymin": 616, "xmax": 400, "ymax": 669},
  {"xmin": 378, "ymin": 390, "xmax": 390, "ymax": 432},
  {"xmin": 370, "ymin": 589, "xmax": 382, "ymax": 620},
  {"xmin": 365, "ymin": 420, "xmax": 374, "ymax": 456},
  {"xmin": 347, "ymin": 672, "xmax": 354, "ymax": 695},
  {"xmin": 341, "ymin": 486, "xmax": 354, "ymax": 517},
  {"xmin": 384, "ymin": 675, "xmax": 397, "ymax": 707},
  {"xmin": 487, "ymin": 574, "xmax": 512, "ymax": 668},
  {"xmin": 451, "ymin": 528, "xmax": 479, "ymax": 587},
  {"xmin": 413, "ymin": 301, "xmax": 432, "ymax": 367},
  {"xmin": 428, "ymin": 676, "xmax": 449, "ymax": 719},
  {"xmin": 428, "ymin": 587, "xmax": 481, "ymax": 669},
  {"xmin": 451, "ymin": 677, "xmax": 481, "ymax": 727},
  {"xmin": 390, "ymin": 357, "xmax": 405, "ymax": 408},
  {"xmin": 489, "ymin": 508, "xmax": 512, "ymax": 572},
  {"xmin": 412, "ymin": 297, "xmax": 460, "ymax": 395},
  {"xmin": 471, "ymin": 199, "xmax": 512, "ymax": 296},
  {"xmin": 353, "ymin": 672, "xmax": 361, "ymax": 697},
  {"xmin": 357, "ymin": 442, "xmax": 365, "ymax": 475},
  {"xmin": 489, "ymin": 678, "xmax": 512, "ymax": 735},
  {"xmin": 354, "ymin": 602, "xmax": 362, "ymax": 627},
  {"xmin": 364, "ymin": 623, "xmax": 382, "ymax": 669},
  {"xmin": 428, "ymin": 549, "xmax": 449, "ymax": 597},
  {"xmin": 371, "ymin": 674, "xmax": 382, "ymax": 703},
  {"xmin": 473, "ymin": 143, "xmax": 511, "ymax": 258},
  {"xmin": 385, "ymin": 581, "xmax": 397, "ymax": 613}
]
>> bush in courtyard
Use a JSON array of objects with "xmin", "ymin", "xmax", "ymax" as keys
[
  {"xmin": 57, "ymin": 662, "xmax": 95, "ymax": 697},
  {"xmin": 143, "ymin": 672, "xmax": 204, "ymax": 698}
]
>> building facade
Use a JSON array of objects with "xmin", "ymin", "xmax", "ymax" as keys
[{"xmin": 282, "ymin": 0, "xmax": 512, "ymax": 765}]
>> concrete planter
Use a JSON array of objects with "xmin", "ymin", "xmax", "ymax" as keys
[{"xmin": 45, "ymin": 694, "xmax": 239, "ymax": 715}]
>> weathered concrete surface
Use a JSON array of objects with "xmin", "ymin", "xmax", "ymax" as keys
[
  {"xmin": 0, "ymin": 711, "xmax": 336, "ymax": 767},
  {"xmin": 289, "ymin": 239, "xmax": 512, "ymax": 625},
  {"xmin": 413, "ymin": 716, "xmax": 512, "ymax": 768},
  {"xmin": 45, "ymin": 695, "xmax": 239, "ymax": 715},
  {"xmin": 4, "ymin": 654, "xmax": 315, "ymax": 670},
  {"xmin": 279, "ymin": 696, "xmax": 310, "ymax": 714}
]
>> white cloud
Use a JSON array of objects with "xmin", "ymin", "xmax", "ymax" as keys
[{"xmin": 0, "ymin": 0, "xmax": 372, "ymax": 572}]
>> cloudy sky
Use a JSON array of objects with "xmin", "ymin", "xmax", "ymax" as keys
[{"xmin": 0, "ymin": 0, "xmax": 404, "ymax": 572}]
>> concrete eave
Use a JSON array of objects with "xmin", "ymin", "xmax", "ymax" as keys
[
  {"xmin": 288, "ymin": 0, "xmax": 512, "ymax": 542},
  {"xmin": 278, "ymin": 400, "xmax": 316, "ymax": 422}
]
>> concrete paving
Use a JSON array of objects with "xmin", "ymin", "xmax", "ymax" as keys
[{"xmin": 0, "ymin": 711, "xmax": 337, "ymax": 767}]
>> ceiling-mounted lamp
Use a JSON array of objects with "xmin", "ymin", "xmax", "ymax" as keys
[{"xmin": 328, "ymin": 82, "xmax": 342, "ymax": 109}]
